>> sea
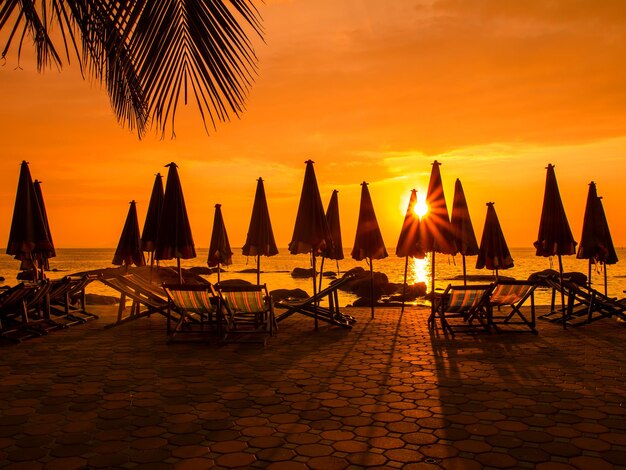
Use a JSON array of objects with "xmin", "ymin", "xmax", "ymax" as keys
[{"xmin": 1, "ymin": 248, "xmax": 625, "ymax": 307}]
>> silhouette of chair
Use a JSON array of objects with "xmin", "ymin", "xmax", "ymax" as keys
[
  {"xmin": 47, "ymin": 274, "xmax": 99, "ymax": 326},
  {"xmin": 540, "ymin": 275, "xmax": 626, "ymax": 326},
  {"xmin": 218, "ymin": 284, "xmax": 276, "ymax": 345},
  {"xmin": 162, "ymin": 283, "xmax": 222, "ymax": 342},
  {"xmin": 428, "ymin": 284, "xmax": 493, "ymax": 336},
  {"xmin": 274, "ymin": 274, "xmax": 356, "ymax": 328},
  {"xmin": 100, "ymin": 274, "xmax": 174, "ymax": 328},
  {"xmin": 0, "ymin": 281, "xmax": 60, "ymax": 342},
  {"xmin": 488, "ymin": 280, "xmax": 538, "ymax": 333}
]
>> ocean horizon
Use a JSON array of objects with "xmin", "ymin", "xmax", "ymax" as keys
[{"xmin": 2, "ymin": 247, "xmax": 624, "ymax": 307}]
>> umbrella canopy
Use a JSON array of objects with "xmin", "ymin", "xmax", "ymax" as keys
[
  {"xmin": 242, "ymin": 178, "xmax": 279, "ymax": 284},
  {"xmin": 208, "ymin": 204, "xmax": 233, "ymax": 283},
  {"xmin": 289, "ymin": 160, "xmax": 333, "ymax": 256},
  {"xmin": 450, "ymin": 178, "xmax": 479, "ymax": 285},
  {"xmin": 6, "ymin": 161, "xmax": 53, "ymax": 279},
  {"xmin": 33, "ymin": 179, "xmax": 56, "ymax": 270},
  {"xmin": 396, "ymin": 189, "xmax": 425, "ymax": 312},
  {"xmin": 534, "ymin": 164, "xmax": 577, "ymax": 257},
  {"xmin": 577, "ymin": 182, "xmax": 617, "ymax": 265},
  {"xmin": 577, "ymin": 182, "xmax": 618, "ymax": 294},
  {"xmin": 322, "ymin": 190, "xmax": 344, "ymax": 261},
  {"xmin": 352, "ymin": 182, "xmax": 388, "ymax": 318},
  {"xmin": 421, "ymin": 161, "xmax": 456, "ymax": 316},
  {"xmin": 141, "ymin": 173, "xmax": 164, "ymax": 253},
  {"xmin": 113, "ymin": 201, "xmax": 146, "ymax": 268},
  {"xmin": 476, "ymin": 202, "xmax": 514, "ymax": 273},
  {"xmin": 155, "ymin": 163, "xmax": 196, "ymax": 282}
]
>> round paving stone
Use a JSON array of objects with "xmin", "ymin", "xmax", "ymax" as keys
[
  {"xmin": 346, "ymin": 452, "xmax": 388, "ymax": 467},
  {"xmin": 307, "ymin": 456, "xmax": 349, "ymax": 470},
  {"xmin": 174, "ymin": 457, "xmax": 215, "ymax": 469},
  {"xmin": 43, "ymin": 457, "xmax": 88, "ymax": 470},
  {"xmin": 210, "ymin": 440, "xmax": 247, "ymax": 453},
  {"xmin": 476, "ymin": 452, "xmax": 518, "ymax": 468},
  {"xmin": 256, "ymin": 448, "xmax": 296, "ymax": 462},
  {"xmin": 295, "ymin": 443, "xmax": 333, "ymax": 457},
  {"xmin": 216, "ymin": 451, "xmax": 256, "ymax": 468},
  {"xmin": 569, "ymin": 456, "xmax": 614, "ymax": 470}
]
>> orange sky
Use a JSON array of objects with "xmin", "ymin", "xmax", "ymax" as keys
[{"xmin": 1, "ymin": 0, "xmax": 625, "ymax": 250}]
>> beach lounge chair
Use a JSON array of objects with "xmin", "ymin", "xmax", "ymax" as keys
[
  {"xmin": 0, "ymin": 282, "xmax": 59, "ymax": 342},
  {"xmin": 218, "ymin": 284, "xmax": 276, "ymax": 345},
  {"xmin": 274, "ymin": 274, "xmax": 357, "ymax": 328},
  {"xmin": 47, "ymin": 274, "xmax": 99, "ymax": 326},
  {"xmin": 428, "ymin": 284, "xmax": 493, "ymax": 336},
  {"xmin": 162, "ymin": 283, "xmax": 222, "ymax": 342},
  {"xmin": 100, "ymin": 274, "xmax": 175, "ymax": 328},
  {"xmin": 488, "ymin": 280, "xmax": 538, "ymax": 333},
  {"xmin": 540, "ymin": 276, "xmax": 626, "ymax": 326}
]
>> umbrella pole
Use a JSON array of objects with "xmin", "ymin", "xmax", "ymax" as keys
[
  {"xmin": 312, "ymin": 253, "xmax": 318, "ymax": 330},
  {"xmin": 558, "ymin": 254, "xmax": 566, "ymax": 329},
  {"xmin": 588, "ymin": 259, "xmax": 592, "ymax": 290},
  {"xmin": 431, "ymin": 251, "xmax": 436, "ymax": 319},
  {"xmin": 318, "ymin": 257, "xmax": 325, "ymax": 299},
  {"xmin": 177, "ymin": 258, "xmax": 182, "ymax": 284},
  {"xmin": 217, "ymin": 262, "xmax": 221, "ymax": 285},
  {"xmin": 401, "ymin": 256, "xmax": 409, "ymax": 314},
  {"xmin": 462, "ymin": 255, "xmax": 467, "ymax": 286},
  {"xmin": 336, "ymin": 260, "xmax": 340, "ymax": 277},
  {"xmin": 604, "ymin": 263, "xmax": 608, "ymax": 297},
  {"xmin": 256, "ymin": 255, "xmax": 260, "ymax": 285},
  {"xmin": 370, "ymin": 258, "xmax": 374, "ymax": 319}
]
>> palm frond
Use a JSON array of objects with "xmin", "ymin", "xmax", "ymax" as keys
[{"xmin": 0, "ymin": 0, "xmax": 263, "ymax": 138}]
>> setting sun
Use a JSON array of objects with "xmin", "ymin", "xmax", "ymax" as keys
[{"xmin": 414, "ymin": 196, "xmax": 429, "ymax": 218}]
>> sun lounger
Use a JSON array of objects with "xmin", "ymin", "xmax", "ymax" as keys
[
  {"xmin": 0, "ymin": 282, "xmax": 60, "ymax": 342},
  {"xmin": 274, "ymin": 274, "xmax": 357, "ymax": 329},
  {"xmin": 488, "ymin": 280, "xmax": 538, "ymax": 333},
  {"xmin": 540, "ymin": 276, "xmax": 626, "ymax": 326},
  {"xmin": 428, "ymin": 284, "xmax": 493, "ymax": 336},
  {"xmin": 47, "ymin": 274, "xmax": 99, "ymax": 326},
  {"xmin": 100, "ymin": 274, "xmax": 175, "ymax": 328},
  {"xmin": 162, "ymin": 283, "xmax": 222, "ymax": 342},
  {"xmin": 218, "ymin": 284, "xmax": 276, "ymax": 345}
]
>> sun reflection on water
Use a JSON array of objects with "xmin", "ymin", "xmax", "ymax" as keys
[{"xmin": 408, "ymin": 254, "xmax": 431, "ymax": 292}]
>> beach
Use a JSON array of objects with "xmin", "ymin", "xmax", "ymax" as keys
[{"xmin": 1, "ymin": 304, "xmax": 625, "ymax": 469}]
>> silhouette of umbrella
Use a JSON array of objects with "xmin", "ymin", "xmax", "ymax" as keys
[
  {"xmin": 396, "ymin": 189, "xmax": 426, "ymax": 312},
  {"xmin": 289, "ymin": 160, "xmax": 333, "ymax": 328},
  {"xmin": 6, "ymin": 161, "xmax": 53, "ymax": 281},
  {"xmin": 242, "ymin": 178, "xmax": 279, "ymax": 285},
  {"xmin": 113, "ymin": 201, "xmax": 146, "ymax": 269},
  {"xmin": 476, "ymin": 202, "xmax": 514, "ymax": 279},
  {"xmin": 155, "ymin": 162, "xmax": 196, "ymax": 283},
  {"xmin": 450, "ymin": 178, "xmax": 479, "ymax": 285},
  {"xmin": 319, "ymin": 189, "xmax": 344, "ymax": 295},
  {"xmin": 208, "ymin": 204, "xmax": 233, "ymax": 285},
  {"xmin": 141, "ymin": 173, "xmax": 164, "ymax": 270},
  {"xmin": 352, "ymin": 182, "xmax": 388, "ymax": 319},
  {"xmin": 534, "ymin": 164, "xmax": 577, "ymax": 323},
  {"xmin": 421, "ymin": 161, "xmax": 457, "ymax": 317},
  {"xmin": 576, "ymin": 182, "xmax": 618, "ymax": 295},
  {"xmin": 33, "ymin": 179, "xmax": 56, "ymax": 272}
]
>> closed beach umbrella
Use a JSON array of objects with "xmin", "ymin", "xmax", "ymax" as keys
[
  {"xmin": 534, "ymin": 164, "xmax": 576, "ymax": 324},
  {"xmin": 476, "ymin": 202, "xmax": 514, "ymax": 278},
  {"xmin": 242, "ymin": 178, "xmax": 279, "ymax": 285},
  {"xmin": 6, "ymin": 161, "xmax": 53, "ymax": 280},
  {"xmin": 141, "ymin": 173, "xmax": 164, "ymax": 268},
  {"xmin": 207, "ymin": 204, "xmax": 233, "ymax": 284},
  {"xmin": 396, "ymin": 189, "xmax": 425, "ymax": 312},
  {"xmin": 451, "ymin": 178, "xmax": 479, "ymax": 285},
  {"xmin": 33, "ymin": 180, "xmax": 56, "ymax": 272},
  {"xmin": 352, "ymin": 182, "xmax": 388, "ymax": 318},
  {"xmin": 289, "ymin": 160, "xmax": 333, "ymax": 328},
  {"xmin": 577, "ymin": 182, "xmax": 618, "ymax": 295},
  {"xmin": 421, "ymin": 161, "xmax": 457, "ymax": 317},
  {"xmin": 155, "ymin": 162, "xmax": 196, "ymax": 283},
  {"xmin": 319, "ymin": 189, "xmax": 344, "ymax": 295},
  {"xmin": 113, "ymin": 201, "xmax": 146, "ymax": 269}
]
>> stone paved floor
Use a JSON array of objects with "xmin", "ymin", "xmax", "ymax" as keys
[{"xmin": 1, "ymin": 305, "xmax": 625, "ymax": 469}]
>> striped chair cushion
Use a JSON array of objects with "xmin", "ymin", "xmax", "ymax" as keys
[
  {"xmin": 166, "ymin": 289, "xmax": 215, "ymax": 315},
  {"xmin": 445, "ymin": 289, "xmax": 485, "ymax": 312},
  {"xmin": 490, "ymin": 284, "xmax": 531, "ymax": 306},
  {"xmin": 223, "ymin": 290, "xmax": 266, "ymax": 313}
]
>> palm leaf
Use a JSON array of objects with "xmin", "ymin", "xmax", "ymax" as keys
[{"xmin": 0, "ymin": 0, "xmax": 262, "ymax": 138}]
